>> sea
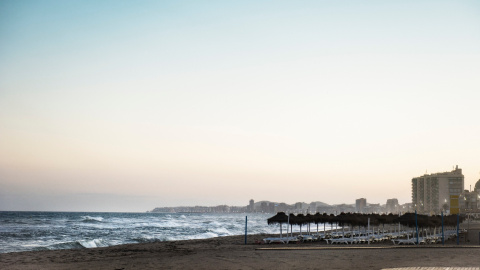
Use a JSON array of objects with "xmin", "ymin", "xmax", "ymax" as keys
[{"xmin": 0, "ymin": 211, "xmax": 306, "ymax": 254}]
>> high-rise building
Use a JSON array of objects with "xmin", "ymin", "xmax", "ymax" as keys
[
  {"xmin": 248, "ymin": 199, "xmax": 254, "ymax": 212},
  {"xmin": 295, "ymin": 202, "xmax": 303, "ymax": 210},
  {"xmin": 277, "ymin": 203, "xmax": 287, "ymax": 212},
  {"xmin": 386, "ymin": 198, "xmax": 399, "ymax": 214},
  {"xmin": 260, "ymin": 202, "xmax": 268, "ymax": 212},
  {"xmin": 356, "ymin": 198, "xmax": 366, "ymax": 213},
  {"xmin": 411, "ymin": 166, "xmax": 464, "ymax": 214},
  {"xmin": 268, "ymin": 203, "xmax": 275, "ymax": 213}
]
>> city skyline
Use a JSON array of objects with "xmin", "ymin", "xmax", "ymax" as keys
[
  {"xmin": 1, "ymin": 1, "xmax": 480, "ymax": 212},
  {"xmin": 149, "ymin": 197, "xmax": 406, "ymax": 214}
]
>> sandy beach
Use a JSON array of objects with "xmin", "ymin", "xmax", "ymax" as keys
[{"xmin": 2, "ymin": 224, "xmax": 480, "ymax": 270}]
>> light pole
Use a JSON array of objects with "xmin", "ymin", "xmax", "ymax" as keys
[
  {"xmin": 415, "ymin": 210, "xmax": 419, "ymax": 245},
  {"xmin": 441, "ymin": 211, "xmax": 444, "ymax": 245}
]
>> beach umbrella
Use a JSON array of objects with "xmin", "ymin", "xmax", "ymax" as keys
[
  {"xmin": 395, "ymin": 213, "xmax": 417, "ymax": 227},
  {"xmin": 305, "ymin": 214, "xmax": 314, "ymax": 235},
  {"xmin": 394, "ymin": 213, "xmax": 437, "ymax": 240},
  {"xmin": 295, "ymin": 214, "xmax": 308, "ymax": 235},
  {"xmin": 314, "ymin": 213, "xmax": 330, "ymax": 236},
  {"xmin": 354, "ymin": 213, "xmax": 372, "ymax": 236},
  {"xmin": 384, "ymin": 214, "xmax": 397, "ymax": 234},
  {"xmin": 313, "ymin": 212, "xmax": 323, "ymax": 234},
  {"xmin": 358, "ymin": 214, "xmax": 370, "ymax": 227},
  {"xmin": 288, "ymin": 214, "xmax": 296, "ymax": 237},
  {"xmin": 328, "ymin": 214, "xmax": 338, "ymax": 236},
  {"xmin": 426, "ymin": 215, "xmax": 442, "ymax": 238},
  {"xmin": 367, "ymin": 214, "xmax": 379, "ymax": 235},
  {"xmin": 377, "ymin": 214, "xmax": 388, "ymax": 225},
  {"xmin": 444, "ymin": 214, "xmax": 464, "ymax": 227},
  {"xmin": 376, "ymin": 214, "xmax": 393, "ymax": 234},
  {"xmin": 336, "ymin": 212, "xmax": 354, "ymax": 237},
  {"xmin": 267, "ymin": 212, "xmax": 288, "ymax": 238},
  {"xmin": 427, "ymin": 215, "xmax": 442, "ymax": 228},
  {"xmin": 386, "ymin": 213, "xmax": 397, "ymax": 224},
  {"xmin": 349, "ymin": 213, "xmax": 367, "ymax": 235}
]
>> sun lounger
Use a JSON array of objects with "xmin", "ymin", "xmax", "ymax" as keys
[
  {"xmin": 392, "ymin": 238, "xmax": 417, "ymax": 245},
  {"xmin": 354, "ymin": 236, "xmax": 372, "ymax": 244},
  {"xmin": 312, "ymin": 233, "xmax": 328, "ymax": 240},
  {"xmin": 371, "ymin": 234, "xmax": 388, "ymax": 242},
  {"xmin": 392, "ymin": 236, "xmax": 428, "ymax": 245},
  {"xmin": 263, "ymin": 237, "xmax": 298, "ymax": 244},
  {"xmin": 299, "ymin": 235, "xmax": 315, "ymax": 242},
  {"xmin": 325, "ymin": 237, "xmax": 350, "ymax": 244}
]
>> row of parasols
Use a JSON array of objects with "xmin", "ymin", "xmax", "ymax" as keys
[
  {"xmin": 267, "ymin": 212, "xmax": 465, "ymax": 240},
  {"xmin": 267, "ymin": 212, "xmax": 464, "ymax": 228}
]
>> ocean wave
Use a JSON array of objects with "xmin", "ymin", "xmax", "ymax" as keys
[
  {"xmin": 45, "ymin": 239, "xmax": 111, "ymax": 250},
  {"xmin": 1, "ymin": 212, "xmax": 279, "ymax": 254},
  {"xmin": 211, "ymin": 227, "xmax": 232, "ymax": 236},
  {"xmin": 189, "ymin": 232, "xmax": 219, "ymax": 239},
  {"xmin": 78, "ymin": 239, "xmax": 110, "ymax": 248},
  {"xmin": 81, "ymin": 216, "xmax": 104, "ymax": 223},
  {"xmin": 129, "ymin": 237, "xmax": 169, "ymax": 243}
]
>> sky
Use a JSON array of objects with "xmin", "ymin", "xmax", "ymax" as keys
[{"xmin": 1, "ymin": 0, "xmax": 480, "ymax": 212}]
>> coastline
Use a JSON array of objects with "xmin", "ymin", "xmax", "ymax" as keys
[{"xmin": 2, "ymin": 230, "xmax": 480, "ymax": 270}]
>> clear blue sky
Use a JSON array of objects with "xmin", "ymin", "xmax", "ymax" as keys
[{"xmin": 1, "ymin": 0, "xmax": 479, "ymax": 211}]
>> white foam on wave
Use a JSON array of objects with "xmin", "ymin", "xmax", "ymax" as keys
[
  {"xmin": 207, "ymin": 220, "xmax": 222, "ymax": 226},
  {"xmin": 78, "ymin": 239, "xmax": 109, "ymax": 248},
  {"xmin": 131, "ymin": 235, "xmax": 170, "ymax": 243},
  {"xmin": 153, "ymin": 220, "xmax": 182, "ymax": 228},
  {"xmin": 81, "ymin": 216, "xmax": 104, "ymax": 222},
  {"xmin": 1, "ymin": 212, "xmax": 282, "ymax": 254},
  {"xmin": 189, "ymin": 232, "xmax": 218, "ymax": 240},
  {"xmin": 211, "ymin": 227, "xmax": 232, "ymax": 235}
]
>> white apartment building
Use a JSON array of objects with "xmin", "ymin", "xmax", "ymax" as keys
[{"xmin": 411, "ymin": 166, "xmax": 464, "ymax": 214}]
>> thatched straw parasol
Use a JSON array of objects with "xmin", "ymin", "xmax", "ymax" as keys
[
  {"xmin": 313, "ymin": 212, "xmax": 323, "ymax": 234},
  {"xmin": 288, "ymin": 213, "xmax": 296, "ymax": 237},
  {"xmin": 267, "ymin": 212, "xmax": 288, "ymax": 238},
  {"xmin": 313, "ymin": 213, "xmax": 330, "ymax": 235},
  {"xmin": 395, "ymin": 213, "xmax": 417, "ymax": 227},
  {"xmin": 295, "ymin": 214, "xmax": 308, "ymax": 235}
]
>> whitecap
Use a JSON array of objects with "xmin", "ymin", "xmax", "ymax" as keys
[
  {"xmin": 211, "ymin": 227, "xmax": 232, "ymax": 235},
  {"xmin": 81, "ymin": 216, "xmax": 104, "ymax": 223},
  {"xmin": 189, "ymin": 232, "xmax": 218, "ymax": 240},
  {"xmin": 78, "ymin": 239, "xmax": 109, "ymax": 248}
]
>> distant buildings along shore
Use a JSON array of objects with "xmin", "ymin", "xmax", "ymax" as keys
[
  {"xmin": 149, "ymin": 198, "xmax": 409, "ymax": 214},
  {"xmin": 149, "ymin": 166, "xmax": 480, "ymax": 215}
]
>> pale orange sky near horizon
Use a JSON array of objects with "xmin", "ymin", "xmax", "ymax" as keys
[{"xmin": 1, "ymin": 0, "xmax": 480, "ymax": 212}]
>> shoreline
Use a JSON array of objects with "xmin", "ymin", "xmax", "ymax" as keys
[{"xmin": 2, "ymin": 231, "xmax": 480, "ymax": 270}]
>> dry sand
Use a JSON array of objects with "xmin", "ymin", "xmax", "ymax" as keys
[{"xmin": 2, "ymin": 224, "xmax": 480, "ymax": 270}]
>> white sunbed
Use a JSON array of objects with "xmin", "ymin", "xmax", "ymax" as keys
[
  {"xmin": 392, "ymin": 238, "xmax": 417, "ymax": 245},
  {"xmin": 325, "ymin": 237, "xmax": 350, "ymax": 244},
  {"xmin": 312, "ymin": 233, "xmax": 328, "ymax": 240},
  {"xmin": 263, "ymin": 237, "xmax": 298, "ymax": 244},
  {"xmin": 353, "ymin": 236, "xmax": 372, "ymax": 244},
  {"xmin": 371, "ymin": 234, "xmax": 388, "ymax": 242},
  {"xmin": 392, "ymin": 237, "xmax": 428, "ymax": 245},
  {"xmin": 299, "ymin": 235, "xmax": 316, "ymax": 242}
]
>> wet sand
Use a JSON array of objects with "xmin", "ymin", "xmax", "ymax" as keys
[{"xmin": 2, "ymin": 224, "xmax": 480, "ymax": 270}]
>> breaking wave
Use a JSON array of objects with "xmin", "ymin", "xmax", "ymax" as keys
[
  {"xmin": 1, "ymin": 212, "xmax": 276, "ymax": 254},
  {"xmin": 34, "ymin": 239, "xmax": 112, "ymax": 251},
  {"xmin": 81, "ymin": 216, "xmax": 104, "ymax": 223}
]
